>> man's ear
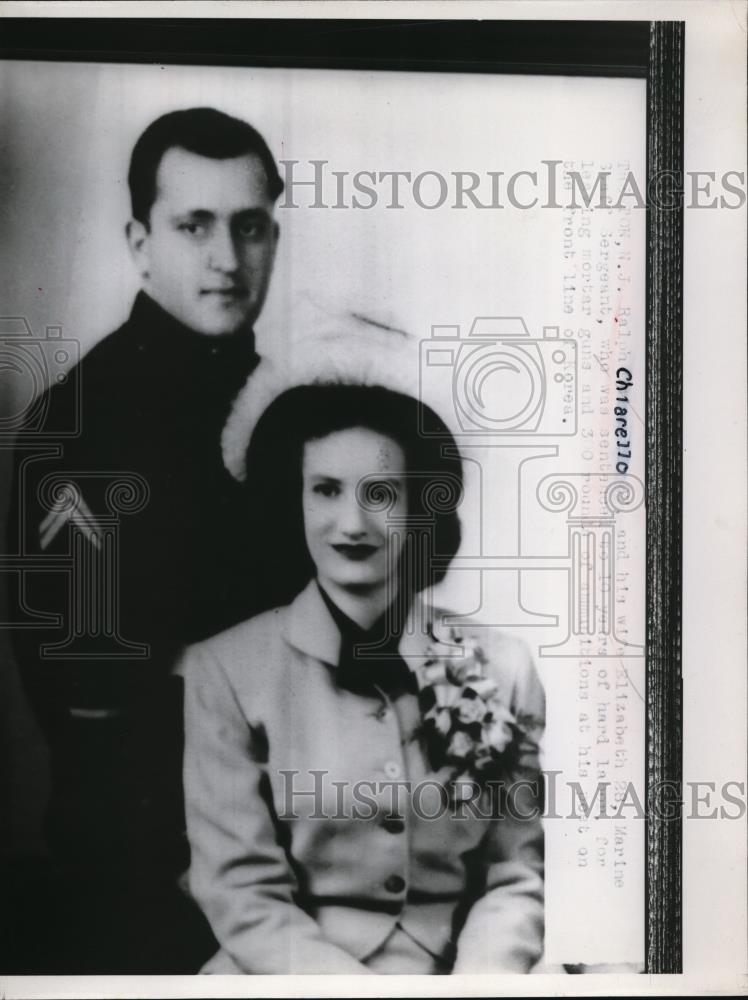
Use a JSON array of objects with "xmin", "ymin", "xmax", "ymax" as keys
[
  {"xmin": 270, "ymin": 220, "xmax": 280, "ymax": 262},
  {"xmin": 126, "ymin": 219, "xmax": 151, "ymax": 281}
]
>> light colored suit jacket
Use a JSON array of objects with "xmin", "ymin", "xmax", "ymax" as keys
[{"xmin": 181, "ymin": 580, "xmax": 545, "ymax": 975}]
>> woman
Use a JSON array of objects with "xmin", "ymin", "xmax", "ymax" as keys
[{"xmin": 181, "ymin": 379, "xmax": 545, "ymax": 975}]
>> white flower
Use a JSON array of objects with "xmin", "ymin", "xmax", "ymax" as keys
[
  {"xmin": 433, "ymin": 684, "xmax": 461, "ymax": 709},
  {"xmin": 485, "ymin": 704, "xmax": 516, "ymax": 754},
  {"xmin": 448, "ymin": 730, "xmax": 475, "ymax": 759},
  {"xmin": 463, "ymin": 638, "xmax": 487, "ymax": 666},
  {"xmin": 446, "ymin": 657, "xmax": 483, "ymax": 685},
  {"xmin": 429, "ymin": 707, "xmax": 452, "ymax": 735},
  {"xmin": 455, "ymin": 697, "xmax": 487, "ymax": 725},
  {"xmin": 465, "ymin": 677, "xmax": 499, "ymax": 701},
  {"xmin": 422, "ymin": 661, "xmax": 448, "ymax": 686}
]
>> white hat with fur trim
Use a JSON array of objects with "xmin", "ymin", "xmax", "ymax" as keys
[{"xmin": 222, "ymin": 294, "xmax": 456, "ymax": 482}]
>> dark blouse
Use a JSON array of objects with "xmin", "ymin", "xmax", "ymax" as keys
[{"xmin": 316, "ymin": 583, "xmax": 418, "ymax": 697}]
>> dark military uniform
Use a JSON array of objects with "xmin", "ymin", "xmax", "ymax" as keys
[{"xmin": 5, "ymin": 291, "xmax": 261, "ymax": 972}]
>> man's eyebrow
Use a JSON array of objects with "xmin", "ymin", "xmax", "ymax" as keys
[
  {"xmin": 171, "ymin": 209, "xmax": 216, "ymax": 221},
  {"xmin": 233, "ymin": 207, "xmax": 272, "ymax": 219}
]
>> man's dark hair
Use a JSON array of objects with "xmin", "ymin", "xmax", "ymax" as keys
[
  {"xmin": 243, "ymin": 383, "xmax": 463, "ymax": 613},
  {"xmin": 128, "ymin": 107, "xmax": 284, "ymax": 224}
]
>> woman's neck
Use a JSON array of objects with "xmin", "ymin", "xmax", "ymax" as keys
[{"xmin": 318, "ymin": 578, "xmax": 398, "ymax": 631}]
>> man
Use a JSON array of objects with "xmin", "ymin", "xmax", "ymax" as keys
[{"xmin": 5, "ymin": 107, "xmax": 283, "ymax": 972}]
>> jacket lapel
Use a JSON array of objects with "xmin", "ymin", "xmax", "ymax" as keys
[
  {"xmin": 283, "ymin": 581, "xmax": 463, "ymax": 688},
  {"xmin": 284, "ymin": 580, "xmax": 341, "ymax": 667}
]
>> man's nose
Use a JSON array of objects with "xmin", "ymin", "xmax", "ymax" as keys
[{"xmin": 207, "ymin": 225, "xmax": 240, "ymax": 272}]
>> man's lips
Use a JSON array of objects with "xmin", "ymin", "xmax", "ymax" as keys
[
  {"xmin": 200, "ymin": 287, "xmax": 248, "ymax": 297},
  {"xmin": 332, "ymin": 543, "xmax": 379, "ymax": 561}
]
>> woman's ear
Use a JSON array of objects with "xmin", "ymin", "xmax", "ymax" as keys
[{"xmin": 126, "ymin": 219, "xmax": 151, "ymax": 281}]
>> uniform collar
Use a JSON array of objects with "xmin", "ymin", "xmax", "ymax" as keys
[{"xmin": 128, "ymin": 290, "xmax": 258, "ymax": 369}]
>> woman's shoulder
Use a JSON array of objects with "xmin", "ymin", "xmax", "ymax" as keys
[{"xmin": 176, "ymin": 604, "xmax": 291, "ymax": 691}]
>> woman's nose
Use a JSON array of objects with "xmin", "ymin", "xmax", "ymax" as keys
[{"xmin": 338, "ymin": 494, "xmax": 369, "ymax": 537}]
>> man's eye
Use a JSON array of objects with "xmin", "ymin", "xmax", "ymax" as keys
[
  {"xmin": 178, "ymin": 222, "xmax": 205, "ymax": 237},
  {"xmin": 237, "ymin": 220, "xmax": 266, "ymax": 239},
  {"xmin": 313, "ymin": 483, "xmax": 339, "ymax": 498}
]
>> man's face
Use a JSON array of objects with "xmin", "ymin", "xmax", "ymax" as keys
[{"xmin": 129, "ymin": 146, "xmax": 279, "ymax": 335}]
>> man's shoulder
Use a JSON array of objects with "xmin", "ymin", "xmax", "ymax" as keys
[
  {"xmin": 38, "ymin": 311, "xmax": 136, "ymax": 423},
  {"xmin": 79, "ymin": 313, "xmax": 138, "ymax": 373},
  {"xmin": 55, "ymin": 304, "xmax": 172, "ymax": 448},
  {"xmin": 77, "ymin": 305, "xmax": 165, "ymax": 399}
]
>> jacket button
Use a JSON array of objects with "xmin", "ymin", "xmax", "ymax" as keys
[
  {"xmin": 383, "ymin": 760, "xmax": 402, "ymax": 779},
  {"xmin": 385, "ymin": 874, "xmax": 406, "ymax": 894},
  {"xmin": 383, "ymin": 817, "xmax": 405, "ymax": 834}
]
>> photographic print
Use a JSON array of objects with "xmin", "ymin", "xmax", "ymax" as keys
[{"xmin": 0, "ymin": 6, "xmax": 744, "ymax": 995}]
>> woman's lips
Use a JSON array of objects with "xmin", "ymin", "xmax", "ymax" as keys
[{"xmin": 332, "ymin": 543, "xmax": 379, "ymax": 561}]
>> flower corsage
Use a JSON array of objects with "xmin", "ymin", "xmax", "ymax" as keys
[{"xmin": 414, "ymin": 626, "xmax": 541, "ymax": 784}]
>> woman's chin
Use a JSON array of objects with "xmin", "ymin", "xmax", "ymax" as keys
[
  {"xmin": 323, "ymin": 571, "xmax": 392, "ymax": 594},
  {"xmin": 331, "ymin": 575, "xmax": 381, "ymax": 591}
]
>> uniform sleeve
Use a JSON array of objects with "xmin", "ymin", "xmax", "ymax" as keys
[
  {"xmin": 5, "ymin": 391, "xmax": 77, "ymax": 720},
  {"xmin": 181, "ymin": 644, "xmax": 372, "ymax": 975},
  {"xmin": 452, "ymin": 638, "xmax": 545, "ymax": 974}
]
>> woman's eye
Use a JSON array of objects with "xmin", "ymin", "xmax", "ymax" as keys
[{"xmin": 313, "ymin": 483, "xmax": 339, "ymax": 498}]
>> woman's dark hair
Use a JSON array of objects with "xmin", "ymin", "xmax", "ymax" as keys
[
  {"xmin": 128, "ymin": 107, "xmax": 284, "ymax": 224},
  {"xmin": 244, "ymin": 383, "xmax": 463, "ymax": 612}
]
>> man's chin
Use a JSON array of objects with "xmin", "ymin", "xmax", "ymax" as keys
[{"xmin": 192, "ymin": 306, "xmax": 255, "ymax": 337}]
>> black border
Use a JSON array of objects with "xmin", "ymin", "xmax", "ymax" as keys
[
  {"xmin": 645, "ymin": 21, "xmax": 684, "ymax": 976},
  {"xmin": 1, "ymin": 18, "xmax": 650, "ymax": 76},
  {"xmin": 0, "ymin": 15, "xmax": 683, "ymax": 977}
]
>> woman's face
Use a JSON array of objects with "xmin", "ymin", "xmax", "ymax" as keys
[{"xmin": 302, "ymin": 426, "xmax": 408, "ymax": 594}]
